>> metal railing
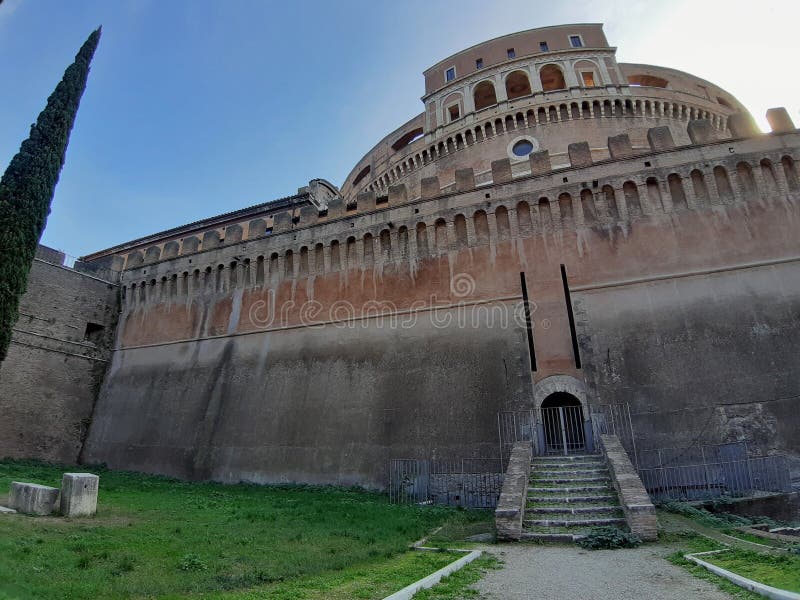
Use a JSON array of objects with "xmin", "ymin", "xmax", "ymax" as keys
[
  {"xmin": 638, "ymin": 454, "xmax": 791, "ymax": 502},
  {"xmin": 389, "ymin": 458, "xmax": 504, "ymax": 508}
]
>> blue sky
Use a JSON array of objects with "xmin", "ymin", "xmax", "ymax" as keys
[{"xmin": 1, "ymin": 0, "xmax": 798, "ymax": 258}]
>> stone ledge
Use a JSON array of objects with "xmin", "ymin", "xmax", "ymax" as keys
[
  {"xmin": 495, "ymin": 441, "xmax": 531, "ymax": 541},
  {"xmin": 599, "ymin": 434, "xmax": 658, "ymax": 541}
]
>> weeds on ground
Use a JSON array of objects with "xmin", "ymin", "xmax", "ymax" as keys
[
  {"xmin": 659, "ymin": 501, "xmax": 785, "ymax": 530},
  {"xmin": 577, "ymin": 526, "xmax": 641, "ymax": 550}
]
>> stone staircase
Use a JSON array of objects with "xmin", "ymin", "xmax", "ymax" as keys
[{"xmin": 521, "ymin": 454, "xmax": 626, "ymax": 542}]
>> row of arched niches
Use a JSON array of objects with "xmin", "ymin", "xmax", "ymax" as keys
[{"xmin": 121, "ymin": 152, "xmax": 800, "ymax": 308}]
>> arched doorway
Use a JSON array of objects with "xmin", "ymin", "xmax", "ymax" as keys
[{"xmin": 539, "ymin": 392, "xmax": 586, "ymax": 455}]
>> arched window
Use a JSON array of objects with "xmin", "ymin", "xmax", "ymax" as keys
[
  {"xmin": 443, "ymin": 92, "xmax": 463, "ymax": 123},
  {"xmin": 627, "ymin": 74, "xmax": 668, "ymax": 88},
  {"xmin": 646, "ymin": 177, "xmax": 663, "ymax": 211},
  {"xmin": 314, "ymin": 243, "xmax": 324, "ymax": 274},
  {"xmin": 473, "ymin": 80, "xmax": 498, "ymax": 111},
  {"xmin": 580, "ymin": 189, "xmax": 596, "ymax": 224},
  {"xmin": 453, "ymin": 214, "xmax": 468, "ymax": 248},
  {"xmin": 517, "ymin": 201, "xmax": 532, "ymax": 236},
  {"xmin": 416, "ymin": 222, "xmax": 429, "ymax": 257},
  {"xmin": 434, "ymin": 219, "xmax": 448, "ymax": 251},
  {"xmin": 736, "ymin": 162, "xmax": 757, "ymax": 201},
  {"xmin": 299, "ymin": 247, "xmax": 309, "ymax": 276},
  {"xmin": 284, "ymin": 250, "xmax": 294, "ymax": 278},
  {"xmin": 760, "ymin": 159, "xmax": 779, "ymax": 197},
  {"xmin": 714, "ymin": 166, "xmax": 735, "ymax": 203},
  {"xmin": 473, "ymin": 210, "xmax": 489, "ymax": 244},
  {"xmin": 346, "ymin": 236, "xmax": 357, "ymax": 267},
  {"xmin": 269, "ymin": 253, "xmax": 279, "ymax": 279},
  {"xmin": 505, "ymin": 70, "xmax": 532, "ymax": 100},
  {"xmin": 782, "ymin": 155, "xmax": 799, "ymax": 191},
  {"xmin": 352, "ymin": 165, "xmax": 370, "ymax": 187},
  {"xmin": 623, "ymin": 181, "xmax": 642, "ymax": 217},
  {"xmin": 241, "ymin": 260, "xmax": 250, "ymax": 288},
  {"xmin": 539, "ymin": 64, "xmax": 566, "ymax": 92},
  {"xmin": 574, "ymin": 60, "xmax": 600, "ymax": 88},
  {"xmin": 398, "ymin": 226, "xmax": 409, "ymax": 258},
  {"xmin": 329, "ymin": 241, "xmax": 340, "ymax": 271},
  {"xmin": 668, "ymin": 174, "xmax": 687, "ymax": 210},
  {"xmin": 558, "ymin": 193, "xmax": 573, "ymax": 226},
  {"xmin": 363, "ymin": 233, "xmax": 374, "ymax": 265},
  {"xmin": 228, "ymin": 262, "xmax": 238, "ymax": 288},
  {"xmin": 380, "ymin": 230, "xmax": 391, "ymax": 261},
  {"xmin": 495, "ymin": 206, "xmax": 510, "ymax": 239},
  {"xmin": 691, "ymin": 170, "xmax": 709, "ymax": 206},
  {"xmin": 603, "ymin": 186, "xmax": 619, "ymax": 220},
  {"xmin": 538, "ymin": 198, "xmax": 552, "ymax": 230}
]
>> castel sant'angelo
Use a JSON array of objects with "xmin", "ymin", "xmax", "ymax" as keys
[{"xmin": 2, "ymin": 24, "xmax": 799, "ymax": 506}]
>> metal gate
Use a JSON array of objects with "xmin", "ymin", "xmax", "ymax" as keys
[
  {"xmin": 498, "ymin": 403, "xmax": 635, "ymax": 460},
  {"xmin": 537, "ymin": 405, "xmax": 586, "ymax": 455}
]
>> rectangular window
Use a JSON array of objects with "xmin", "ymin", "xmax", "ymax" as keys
[
  {"xmin": 569, "ymin": 35, "xmax": 583, "ymax": 48},
  {"xmin": 448, "ymin": 104, "xmax": 460, "ymax": 121},
  {"xmin": 445, "ymin": 67, "xmax": 455, "ymax": 82},
  {"xmin": 507, "ymin": 48, "xmax": 516, "ymax": 58},
  {"xmin": 539, "ymin": 41, "xmax": 549, "ymax": 52},
  {"xmin": 581, "ymin": 71, "xmax": 595, "ymax": 87},
  {"xmin": 475, "ymin": 58, "xmax": 483, "ymax": 69}
]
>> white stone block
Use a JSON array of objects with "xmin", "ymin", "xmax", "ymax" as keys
[
  {"xmin": 8, "ymin": 482, "xmax": 59, "ymax": 515},
  {"xmin": 60, "ymin": 473, "xmax": 99, "ymax": 517}
]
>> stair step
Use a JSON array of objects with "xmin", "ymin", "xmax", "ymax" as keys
[
  {"xmin": 533, "ymin": 455, "xmax": 602, "ymax": 462},
  {"xmin": 535, "ymin": 469, "xmax": 607, "ymax": 476},
  {"xmin": 528, "ymin": 506, "xmax": 621, "ymax": 514},
  {"xmin": 529, "ymin": 485, "xmax": 611, "ymax": 493},
  {"xmin": 532, "ymin": 476, "xmax": 610, "ymax": 484},
  {"xmin": 524, "ymin": 517, "xmax": 626, "ymax": 528},
  {"xmin": 533, "ymin": 462, "xmax": 605, "ymax": 469},
  {"xmin": 527, "ymin": 494, "xmax": 617, "ymax": 504},
  {"xmin": 520, "ymin": 532, "xmax": 587, "ymax": 542}
]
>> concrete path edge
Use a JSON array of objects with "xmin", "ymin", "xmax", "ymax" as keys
[
  {"xmin": 382, "ymin": 548, "xmax": 482, "ymax": 600},
  {"xmin": 685, "ymin": 550, "xmax": 800, "ymax": 600}
]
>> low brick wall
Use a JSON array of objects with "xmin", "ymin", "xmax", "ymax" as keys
[
  {"xmin": 600, "ymin": 434, "xmax": 658, "ymax": 541},
  {"xmin": 495, "ymin": 442, "xmax": 531, "ymax": 541}
]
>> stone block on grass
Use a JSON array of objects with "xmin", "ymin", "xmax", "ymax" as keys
[
  {"xmin": 60, "ymin": 473, "xmax": 99, "ymax": 517},
  {"xmin": 9, "ymin": 482, "xmax": 59, "ymax": 515}
]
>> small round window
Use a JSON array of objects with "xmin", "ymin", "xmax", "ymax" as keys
[{"xmin": 512, "ymin": 139, "xmax": 534, "ymax": 157}]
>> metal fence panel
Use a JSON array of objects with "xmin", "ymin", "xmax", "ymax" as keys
[
  {"xmin": 389, "ymin": 458, "xmax": 504, "ymax": 508},
  {"xmin": 637, "ymin": 455, "xmax": 791, "ymax": 502}
]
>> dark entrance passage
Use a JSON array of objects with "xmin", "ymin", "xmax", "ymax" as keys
[{"xmin": 539, "ymin": 392, "xmax": 586, "ymax": 455}]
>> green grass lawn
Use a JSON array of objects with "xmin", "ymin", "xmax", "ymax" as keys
[
  {"xmin": 0, "ymin": 460, "xmax": 493, "ymax": 600},
  {"xmin": 704, "ymin": 549, "xmax": 800, "ymax": 593},
  {"xmin": 659, "ymin": 503, "xmax": 800, "ymax": 599}
]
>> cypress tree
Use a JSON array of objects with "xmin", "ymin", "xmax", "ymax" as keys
[{"xmin": 0, "ymin": 27, "xmax": 101, "ymax": 362}]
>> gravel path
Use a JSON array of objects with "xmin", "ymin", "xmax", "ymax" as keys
[{"xmin": 472, "ymin": 544, "xmax": 733, "ymax": 599}]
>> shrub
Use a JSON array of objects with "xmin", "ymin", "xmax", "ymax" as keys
[
  {"xmin": 178, "ymin": 553, "xmax": 208, "ymax": 572},
  {"xmin": 578, "ymin": 526, "xmax": 642, "ymax": 550}
]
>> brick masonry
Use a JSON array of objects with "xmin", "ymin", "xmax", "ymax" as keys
[
  {"xmin": 600, "ymin": 434, "xmax": 658, "ymax": 541},
  {"xmin": 0, "ymin": 255, "xmax": 119, "ymax": 463},
  {"xmin": 495, "ymin": 441, "xmax": 532, "ymax": 541}
]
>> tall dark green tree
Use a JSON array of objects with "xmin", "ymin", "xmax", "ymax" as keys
[{"xmin": 0, "ymin": 27, "xmax": 101, "ymax": 362}]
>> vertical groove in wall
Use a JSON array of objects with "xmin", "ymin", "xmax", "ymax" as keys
[
  {"xmin": 519, "ymin": 272, "xmax": 537, "ymax": 371},
  {"xmin": 560, "ymin": 264, "xmax": 581, "ymax": 369}
]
